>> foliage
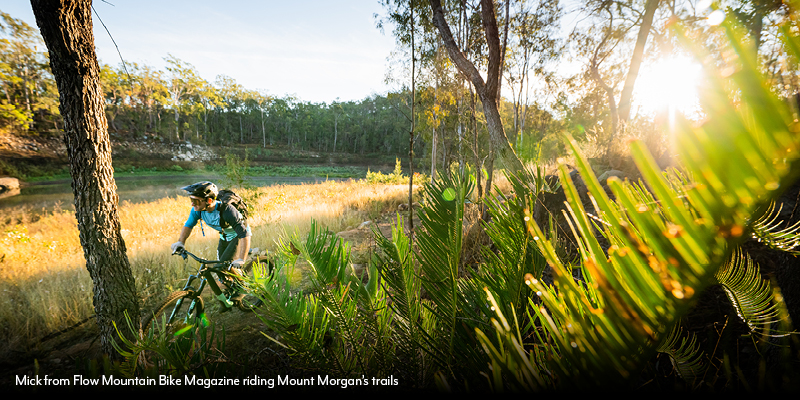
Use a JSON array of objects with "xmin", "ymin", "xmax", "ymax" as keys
[
  {"xmin": 245, "ymin": 11, "xmax": 800, "ymax": 392},
  {"xmin": 249, "ymin": 221, "xmax": 395, "ymax": 377},
  {"xmin": 113, "ymin": 312, "xmax": 237, "ymax": 378},
  {"xmin": 222, "ymin": 151, "xmax": 252, "ymax": 189},
  {"xmin": 472, "ymin": 14, "xmax": 800, "ymax": 391},
  {"xmin": 364, "ymin": 157, "xmax": 426, "ymax": 184}
]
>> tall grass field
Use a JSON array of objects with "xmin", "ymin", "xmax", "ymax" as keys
[{"xmin": 0, "ymin": 179, "xmax": 415, "ymax": 355}]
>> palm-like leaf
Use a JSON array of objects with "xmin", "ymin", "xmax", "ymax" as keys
[
  {"xmin": 498, "ymin": 20, "xmax": 800, "ymax": 388},
  {"xmin": 478, "ymin": 172, "xmax": 548, "ymax": 322},
  {"xmin": 714, "ymin": 249, "xmax": 783, "ymax": 331},
  {"xmin": 289, "ymin": 220, "xmax": 373, "ymax": 375},
  {"xmin": 415, "ymin": 168, "xmax": 488, "ymax": 368},
  {"xmin": 749, "ymin": 202, "xmax": 800, "ymax": 254},
  {"xmin": 248, "ymin": 258, "xmax": 331, "ymax": 367},
  {"xmin": 372, "ymin": 217, "xmax": 433, "ymax": 383},
  {"xmin": 655, "ymin": 321, "xmax": 704, "ymax": 381}
]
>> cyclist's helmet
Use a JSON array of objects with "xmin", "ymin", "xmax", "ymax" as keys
[{"xmin": 181, "ymin": 181, "xmax": 218, "ymax": 199}]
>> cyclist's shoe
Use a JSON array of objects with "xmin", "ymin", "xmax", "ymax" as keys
[
  {"xmin": 217, "ymin": 300, "xmax": 233, "ymax": 313},
  {"xmin": 215, "ymin": 293, "xmax": 234, "ymax": 312}
]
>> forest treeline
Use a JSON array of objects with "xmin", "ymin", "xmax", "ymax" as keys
[{"xmin": 2, "ymin": 1, "xmax": 799, "ymax": 171}]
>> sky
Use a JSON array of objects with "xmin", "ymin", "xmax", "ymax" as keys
[{"xmin": 3, "ymin": 0, "xmax": 399, "ymax": 104}]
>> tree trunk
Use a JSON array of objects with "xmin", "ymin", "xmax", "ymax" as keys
[
  {"xmin": 429, "ymin": 0, "xmax": 524, "ymax": 175},
  {"xmin": 431, "ymin": 88, "xmax": 438, "ymax": 182},
  {"xmin": 617, "ymin": 0, "xmax": 659, "ymax": 124},
  {"xmin": 173, "ymin": 107, "xmax": 179, "ymax": 142},
  {"xmin": 409, "ymin": 0, "xmax": 416, "ymax": 235},
  {"xmin": 31, "ymin": 0, "xmax": 140, "ymax": 358},
  {"xmin": 589, "ymin": 9, "xmax": 620, "ymax": 137}
]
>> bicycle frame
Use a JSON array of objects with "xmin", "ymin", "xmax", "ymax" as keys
[{"xmin": 169, "ymin": 248, "xmax": 237, "ymax": 324}]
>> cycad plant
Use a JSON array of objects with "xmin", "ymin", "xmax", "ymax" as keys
[
  {"xmin": 244, "ymin": 14, "xmax": 800, "ymax": 392},
  {"xmin": 473, "ymin": 16, "xmax": 800, "ymax": 391}
]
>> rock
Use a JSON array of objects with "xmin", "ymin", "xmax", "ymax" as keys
[
  {"xmin": 398, "ymin": 202, "xmax": 421, "ymax": 211},
  {"xmin": 358, "ymin": 221, "xmax": 372, "ymax": 229},
  {"xmin": 597, "ymin": 169, "xmax": 626, "ymax": 184},
  {"xmin": 0, "ymin": 176, "xmax": 20, "ymax": 191}
]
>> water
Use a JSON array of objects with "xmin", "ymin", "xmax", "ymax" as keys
[{"xmin": 0, "ymin": 174, "xmax": 346, "ymax": 215}]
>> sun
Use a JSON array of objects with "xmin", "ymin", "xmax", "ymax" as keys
[{"xmin": 632, "ymin": 55, "xmax": 704, "ymax": 120}]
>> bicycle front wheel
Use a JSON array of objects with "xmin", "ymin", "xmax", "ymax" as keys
[{"xmin": 142, "ymin": 290, "xmax": 205, "ymax": 334}]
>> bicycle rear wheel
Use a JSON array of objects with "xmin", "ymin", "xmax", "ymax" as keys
[{"xmin": 142, "ymin": 290, "xmax": 205, "ymax": 333}]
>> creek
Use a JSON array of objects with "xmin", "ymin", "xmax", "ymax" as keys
[{"xmin": 0, "ymin": 174, "xmax": 344, "ymax": 216}]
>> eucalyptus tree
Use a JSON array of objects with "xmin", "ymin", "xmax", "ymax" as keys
[
  {"xmin": 428, "ymin": 0, "xmax": 526, "ymax": 175},
  {"xmin": 722, "ymin": 0, "xmax": 799, "ymax": 99},
  {"xmin": 331, "ymin": 100, "xmax": 347, "ymax": 153},
  {"xmin": 0, "ymin": 10, "xmax": 56, "ymax": 132},
  {"xmin": 568, "ymin": 0, "xmax": 661, "ymax": 137},
  {"xmin": 164, "ymin": 54, "xmax": 203, "ymax": 141},
  {"xmin": 247, "ymin": 89, "xmax": 272, "ymax": 148},
  {"xmin": 214, "ymin": 74, "xmax": 247, "ymax": 143},
  {"xmin": 503, "ymin": 0, "xmax": 562, "ymax": 148},
  {"xmin": 99, "ymin": 63, "xmax": 128, "ymax": 133},
  {"xmin": 193, "ymin": 78, "xmax": 222, "ymax": 142},
  {"xmin": 127, "ymin": 62, "xmax": 168, "ymax": 135}
]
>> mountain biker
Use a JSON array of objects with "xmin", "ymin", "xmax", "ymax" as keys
[{"xmin": 171, "ymin": 181, "xmax": 251, "ymax": 275}]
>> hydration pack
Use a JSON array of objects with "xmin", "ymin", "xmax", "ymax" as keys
[{"xmin": 217, "ymin": 189, "xmax": 249, "ymax": 228}]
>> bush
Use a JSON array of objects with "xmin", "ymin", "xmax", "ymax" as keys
[{"xmin": 364, "ymin": 157, "xmax": 426, "ymax": 184}]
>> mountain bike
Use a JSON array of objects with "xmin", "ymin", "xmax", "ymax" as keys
[{"xmin": 142, "ymin": 248, "xmax": 273, "ymax": 333}]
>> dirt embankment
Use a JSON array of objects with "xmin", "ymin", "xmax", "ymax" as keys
[
  {"xmin": 1, "ymin": 133, "xmax": 401, "ymax": 181},
  {"xmin": 0, "ymin": 133, "xmax": 221, "ymax": 176}
]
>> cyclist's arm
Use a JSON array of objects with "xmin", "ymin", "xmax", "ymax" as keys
[
  {"xmin": 234, "ymin": 236, "xmax": 251, "ymax": 262},
  {"xmin": 221, "ymin": 205, "xmax": 251, "ymax": 263},
  {"xmin": 177, "ymin": 226, "xmax": 192, "ymax": 244},
  {"xmin": 178, "ymin": 208, "xmax": 202, "ymax": 245}
]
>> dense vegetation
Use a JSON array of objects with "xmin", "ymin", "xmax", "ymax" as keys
[
  {"xmin": 4, "ymin": 0, "xmax": 800, "ymax": 393},
  {"xmin": 121, "ymin": 10, "xmax": 800, "ymax": 391}
]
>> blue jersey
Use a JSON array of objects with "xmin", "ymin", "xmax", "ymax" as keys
[{"xmin": 184, "ymin": 200, "xmax": 251, "ymax": 241}]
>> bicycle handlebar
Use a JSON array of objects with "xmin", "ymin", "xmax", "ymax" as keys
[{"xmin": 172, "ymin": 248, "xmax": 230, "ymax": 267}]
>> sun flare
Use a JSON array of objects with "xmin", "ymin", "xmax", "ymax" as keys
[{"xmin": 633, "ymin": 56, "xmax": 703, "ymax": 120}]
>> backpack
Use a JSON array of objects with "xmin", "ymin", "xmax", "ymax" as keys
[{"xmin": 217, "ymin": 189, "xmax": 249, "ymax": 228}]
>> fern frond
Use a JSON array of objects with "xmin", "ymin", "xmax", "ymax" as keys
[
  {"xmin": 478, "ymin": 171, "xmax": 548, "ymax": 321},
  {"xmin": 714, "ymin": 249, "xmax": 783, "ymax": 331},
  {"xmin": 656, "ymin": 321, "xmax": 704, "ymax": 381},
  {"xmin": 474, "ymin": 288, "xmax": 555, "ymax": 391},
  {"xmin": 416, "ymin": 169, "xmax": 470, "ymax": 344},
  {"xmin": 749, "ymin": 202, "xmax": 800, "ymax": 254},
  {"xmin": 249, "ymin": 266, "xmax": 331, "ymax": 366}
]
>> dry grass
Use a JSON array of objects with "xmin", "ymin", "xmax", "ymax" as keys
[{"xmin": 0, "ymin": 179, "xmax": 414, "ymax": 351}]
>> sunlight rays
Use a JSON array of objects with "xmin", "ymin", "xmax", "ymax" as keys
[{"xmin": 633, "ymin": 55, "xmax": 704, "ymax": 122}]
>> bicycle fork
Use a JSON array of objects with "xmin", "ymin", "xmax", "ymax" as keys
[{"xmin": 169, "ymin": 274, "xmax": 212, "ymax": 324}]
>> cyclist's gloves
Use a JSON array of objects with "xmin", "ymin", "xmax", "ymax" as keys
[
  {"xmin": 171, "ymin": 241, "xmax": 185, "ymax": 254},
  {"xmin": 229, "ymin": 259, "xmax": 245, "ymax": 276}
]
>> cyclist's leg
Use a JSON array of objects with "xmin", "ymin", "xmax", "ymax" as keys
[{"xmin": 217, "ymin": 237, "xmax": 239, "ymax": 262}]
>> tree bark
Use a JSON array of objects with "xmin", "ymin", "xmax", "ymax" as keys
[
  {"xmin": 30, "ymin": 0, "xmax": 140, "ymax": 358},
  {"xmin": 429, "ymin": 0, "xmax": 525, "ymax": 175}
]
